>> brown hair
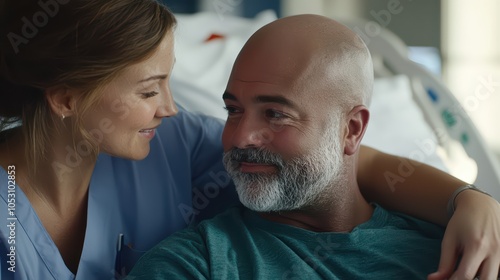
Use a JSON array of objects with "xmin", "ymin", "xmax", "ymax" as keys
[{"xmin": 0, "ymin": 0, "xmax": 176, "ymax": 168}]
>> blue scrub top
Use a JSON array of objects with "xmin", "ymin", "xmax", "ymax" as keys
[{"xmin": 0, "ymin": 110, "xmax": 238, "ymax": 279}]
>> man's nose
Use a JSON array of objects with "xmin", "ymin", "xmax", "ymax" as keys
[{"xmin": 230, "ymin": 116, "xmax": 275, "ymax": 149}]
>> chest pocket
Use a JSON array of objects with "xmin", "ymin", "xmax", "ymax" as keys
[{"xmin": 114, "ymin": 234, "xmax": 150, "ymax": 279}]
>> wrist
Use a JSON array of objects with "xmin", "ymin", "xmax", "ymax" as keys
[{"xmin": 447, "ymin": 184, "xmax": 492, "ymax": 218}]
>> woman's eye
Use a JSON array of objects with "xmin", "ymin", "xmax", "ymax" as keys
[
  {"xmin": 265, "ymin": 109, "xmax": 286, "ymax": 120},
  {"xmin": 223, "ymin": 106, "xmax": 240, "ymax": 115},
  {"xmin": 141, "ymin": 91, "xmax": 159, "ymax": 98}
]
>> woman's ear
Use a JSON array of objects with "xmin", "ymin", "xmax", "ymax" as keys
[
  {"xmin": 45, "ymin": 86, "xmax": 78, "ymax": 118},
  {"xmin": 344, "ymin": 105, "xmax": 370, "ymax": 156}
]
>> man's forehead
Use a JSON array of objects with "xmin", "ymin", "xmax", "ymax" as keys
[
  {"xmin": 225, "ymin": 62, "xmax": 329, "ymax": 108},
  {"xmin": 229, "ymin": 58, "xmax": 315, "ymax": 96}
]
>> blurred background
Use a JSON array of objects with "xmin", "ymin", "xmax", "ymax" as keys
[{"xmin": 163, "ymin": 0, "xmax": 500, "ymax": 159}]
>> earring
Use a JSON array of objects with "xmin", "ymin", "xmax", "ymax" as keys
[{"xmin": 61, "ymin": 114, "xmax": 65, "ymax": 120}]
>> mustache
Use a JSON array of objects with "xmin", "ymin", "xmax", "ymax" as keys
[{"xmin": 224, "ymin": 148, "xmax": 285, "ymax": 169}]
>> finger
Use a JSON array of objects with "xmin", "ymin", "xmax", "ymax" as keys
[
  {"xmin": 449, "ymin": 248, "xmax": 485, "ymax": 280},
  {"xmin": 475, "ymin": 258, "xmax": 500, "ymax": 280},
  {"xmin": 429, "ymin": 237, "xmax": 459, "ymax": 279},
  {"xmin": 427, "ymin": 271, "xmax": 449, "ymax": 280}
]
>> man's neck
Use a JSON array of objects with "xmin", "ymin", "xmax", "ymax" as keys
[{"xmin": 258, "ymin": 181, "xmax": 374, "ymax": 233}]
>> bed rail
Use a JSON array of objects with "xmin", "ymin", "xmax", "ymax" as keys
[{"xmin": 344, "ymin": 20, "xmax": 500, "ymax": 199}]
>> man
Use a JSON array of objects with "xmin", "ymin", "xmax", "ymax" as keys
[{"xmin": 128, "ymin": 14, "xmax": 446, "ymax": 279}]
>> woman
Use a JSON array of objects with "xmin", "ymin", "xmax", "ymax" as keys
[{"xmin": 0, "ymin": 0, "xmax": 498, "ymax": 279}]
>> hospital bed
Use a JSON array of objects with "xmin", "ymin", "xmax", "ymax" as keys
[{"xmin": 170, "ymin": 11, "xmax": 500, "ymax": 200}]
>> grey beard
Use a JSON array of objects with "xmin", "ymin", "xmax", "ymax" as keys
[{"xmin": 222, "ymin": 131, "xmax": 343, "ymax": 212}]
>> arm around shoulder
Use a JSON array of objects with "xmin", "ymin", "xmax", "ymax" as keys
[{"xmin": 357, "ymin": 145, "xmax": 472, "ymax": 226}]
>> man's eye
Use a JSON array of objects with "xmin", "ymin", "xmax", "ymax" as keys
[
  {"xmin": 265, "ymin": 109, "xmax": 286, "ymax": 119},
  {"xmin": 141, "ymin": 91, "xmax": 159, "ymax": 98}
]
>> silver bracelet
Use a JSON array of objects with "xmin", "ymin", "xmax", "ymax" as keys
[{"xmin": 446, "ymin": 184, "xmax": 492, "ymax": 218}]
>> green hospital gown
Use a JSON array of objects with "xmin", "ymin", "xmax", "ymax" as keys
[{"xmin": 128, "ymin": 205, "xmax": 444, "ymax": 280}]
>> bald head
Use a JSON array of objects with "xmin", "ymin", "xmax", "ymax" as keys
[{"xmin": 229, "ymin": 14, "xmax": 373, "ymax": 111}]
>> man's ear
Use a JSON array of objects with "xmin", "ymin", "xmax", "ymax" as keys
[
  {"xmin": 45, "ymin": 86, "xmax": 78, "ymax": 118},
  {"xmin": 344, "ymin": 105, "xmax": 370, "ymax": 156}
]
